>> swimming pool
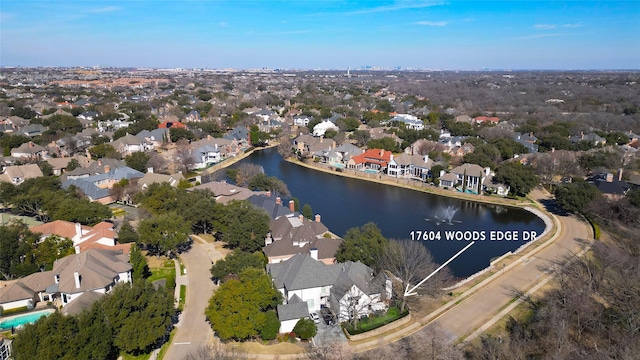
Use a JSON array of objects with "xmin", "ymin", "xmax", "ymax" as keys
[{"xmin": 0, "ymin": 309, "xmax": 54, "ymax": 331}]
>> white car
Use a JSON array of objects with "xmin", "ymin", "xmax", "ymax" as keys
[{"xmin": 309, "ymin": 312, "xmax": 320, "ymax": 324}]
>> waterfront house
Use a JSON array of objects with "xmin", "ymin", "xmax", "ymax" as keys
[
  {"xmin": 387, "ymin": 153, "xmax": 434, "ymax": 180},
  {"xmin": 449, "ymin": 163, "xmax": 491, "ymax": 194},
  {"xmin": 30, "ymin": 220, "xmax": 131, "ymax": 254},
  {"xmin": 347, "ymin": 148, "xmax": 392, "ymax": 172},
  {"xmin": 267, "ymin": 254, "xmax": 390, "ymax": 329},
  {"xmin": 263, "ymin": 213, "xmax": 341, "ymax": 265}
]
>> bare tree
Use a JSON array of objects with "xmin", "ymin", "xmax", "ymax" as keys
[
  {"xmin": 234, "ymin": 163, "xmax": 263, "ymax": 186},
  {"xmin": 278, "ymin": 135, "xmax": 294, "ymax": 159},
  {"xmin": 377, "ymin": 240, "xmax": 449, "ymax": 312},
  {"xmin": 302, "ymin": 340, "xmax": 357, "ymax": 360},
  {"xmin": 182, "ymin": 342, "xmax": 254, "ymax": 360},
  {"xmin": 147, "ymin": 153, "xmax": 169, "ymax": 174},
  {"xmin": 173, "ymin": 138, "xmax": 195, "ymax": 173}
]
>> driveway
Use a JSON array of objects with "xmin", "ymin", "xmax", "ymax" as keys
[
  {"xmin": 163, "ymin": 236, "xmax": 225, "ymax": 360},
  {"xmin": 313, "ymin": 316, "xmax": 347, "ymax": 347}
]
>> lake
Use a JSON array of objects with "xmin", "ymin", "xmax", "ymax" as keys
[{"xmin": 233, "ymin": 147, "xmax": 546, "ymax": 278}]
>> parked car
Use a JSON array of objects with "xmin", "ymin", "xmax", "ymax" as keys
[{"xmin": 309, "ymin": 312, "xmax": 321, "ymax": 324}]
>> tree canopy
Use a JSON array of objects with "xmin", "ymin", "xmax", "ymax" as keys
[
  {"xmin": 554, "ymin": 180, "xmax": 600, "ymax": 214},
  {"xmin": 137, "ymin": 211, "xmax": 191, "ymax": 257},
  {"xmin": 205, "ymin": 268, "xmax": 282, "ymax": 341},
  {"xmin": 210, "ymin": 249, "xmax": 265, "ymax": 282},
  {"xmin": 494, "ymin": 162, "xmax": 539, "ymax": 197},
  {"xmin": 336, "ymin": 222, "xmax": 389, "ymax": 269}
]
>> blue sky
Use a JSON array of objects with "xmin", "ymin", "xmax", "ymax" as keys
[{"xmin": 1, "ymin": 1, "xmax": 639, "ymax": 70}]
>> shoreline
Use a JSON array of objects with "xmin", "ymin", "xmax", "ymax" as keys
[{"xmin": 203, "ymin": 148, "xmax": 556, "ymax": 285}]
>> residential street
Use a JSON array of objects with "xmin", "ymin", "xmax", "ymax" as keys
[
  {"xmin": 163, "ymin": 236, "xmax": 224, "ymax": 360},
  {"xmin": 350, "ymin": 187, "xmax": 593, "ymax": 351}
]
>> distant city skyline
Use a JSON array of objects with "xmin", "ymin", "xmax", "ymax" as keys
[{"xmin": 1, "ymin": 1, "xmax": 639, "ymax": 70}]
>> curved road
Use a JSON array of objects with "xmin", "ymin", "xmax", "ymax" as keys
[
  {"xmin": 351, "ymin": 186, "xmax": 593, "ymax": 351},
  {"xmin": 164, "ymin": 237, "xmax": 223, "ymax": 360},
  {"xmin": 162, "ymin": 187, "xmax": 592, "ymax": 358}
]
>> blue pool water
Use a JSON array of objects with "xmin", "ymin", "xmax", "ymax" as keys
[{"xmin": 0, "ymin": 309, "xmax": 54, "ymax": 330}]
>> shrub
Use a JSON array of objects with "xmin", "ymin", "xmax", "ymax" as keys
[
  {"xmin": 260, "ymin": 311, "xmax": 280, "ymax": 341},
  {"xmin": 293, "ymin": 318, "xmax": 317, "ymax": 340}
]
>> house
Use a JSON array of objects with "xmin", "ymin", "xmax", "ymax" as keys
[
  {"xmin": 29, "ymin": 220, "xmax": 131, "ymax": 254},
  {"xmin": 387, "ymin": 153, "xmax": 433, "ymax": 180},
  {"xmin": 45, "ymin": 157, "xmax": 75, "ymax": 175},
  {"xmin": 0, "ymin": 249, "xmax": 131, "ymax": 313},
  {"xmin": 223, "ymin": 126, "xmax": 250, "ymax": 149},
  {"xmin": 77, "ymin": 111, "xmax": 99, "ymax": 121},
  {"xmin": 0, "ymin": 163, "xmax": 43, "ymax": 185},
  {"xmin": 472, "ymin": 116, "xmax": 500, "ymax": 124},
  {"xmin": 0, "ymin": 336, "xmax": 11, "ymax": 360},
  {"xmin": 390, "ymin": 114, "xmax": 424, "ymax": 130},
  {"xmin": 438, "ymin": 172, "xmax": 458, "ymax": 188},
  {"xmin": 10, "ymin": 141, "xmax": 48, "ymax": 160},
  {"xmin": 263, "ymin": 213, "xmax": 341, "ymax": 265},
  {"xmin": 276, "ymin": 295, "xmax": 311, "ymax": 333},
  {"xmin": 482, "ymin": 176, "xmax": 511, "ymax": 196},
  {"xmin": 189, "ymin": 181, "xmax": 264, "ymax": 205},
  {"xmin": 513, "ymin": 132, "xmax": 539, "ymax": 153},
  {"xmin": 588, "ymin": 170, "xmax": 631, "ymax": 200},
  {"xmin": 190, "ymin": 144, "xmax": 222, "ymax": 169},
  {"xmin": 136, "ymin": 128, "xmax": 168, "ymax": 149},
  {"xmin": 293, "ymin": 115, "xmax": 312, "ymax": 127},
  {"xmin": 569, "ymin": 132, "xmax": 606, "ymax": 146},
  {"xmin": 185, "ymin": 110, "xmax": 202, "ymax": 122},
  {"xmin": 312, "ymin": 120, "xmax": 339, "ymax": 137},
  {"xmin": 111, "ymin": 134, "xmax": 151, "ymax": 156},
  {"xmin": 62, "ymin": 166, "xmax": 144, "ymax": 204},
  {"xmin": 267, "ymin": 254, "xmax": 390, "ymax": 331},
  {"xmin": 331, "ymin": 143, "xmax": 363, "ymax": 165},
  {"xmin": 247, "ymin": 193, "xmax": 295, "ymax": 220},
  {"xmin": 138, "ymin": 171, "xmax": 185, "ymax": 189},
  {"xmin": 18, "ymin": 124, "xmax": 47, "ymax": 137},
  {"xmin": 292, "ymin": 134, "xmax": 336, "ymax": 157},
  {"xmin": 159, "ymin": 120, "xmax": 187, "ymax": 129},
  {"xmin": 449, "ymin": 164, "xmax": 491, "ymax": 194},
  {"xmin": 347, "ymin": 148, "xmax": 392, "ymax": 172}
]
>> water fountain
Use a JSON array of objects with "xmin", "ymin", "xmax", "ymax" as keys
[{"xmin": 426, "ymin": 205, "xmax": 461, "ymax": 225}]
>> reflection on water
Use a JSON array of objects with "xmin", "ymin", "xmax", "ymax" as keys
[{"xmin": 233, "ymin": 148, "xmax": 545, "ymax": 278}]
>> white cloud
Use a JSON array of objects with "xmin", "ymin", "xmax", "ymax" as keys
[
  {"xmin": 563, "ymin": 23, "xmax": 582, "ymax": 28},
  {"xmin": 89, "ymin": 6, "xmax": 121, "ymax": 13},
  {"xmin": 534, "ymin": 24, "xmax": 556, "ymax": 30},
  {"xmin": 416, "ymin": 21, "xmax": 448, "ymax": 27},
  {"xmin": 341, "ymin": 1, "xmax": 446, "ymax": 15}
]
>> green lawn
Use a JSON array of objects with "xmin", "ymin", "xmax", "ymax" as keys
[{"xmin": 147, "ymin": 260, "xmax": 176, "ymax": 289}]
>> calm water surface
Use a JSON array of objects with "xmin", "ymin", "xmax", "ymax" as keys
[{"xmin": 234, "ymin": 147, "xmax": 545, "ymax": 278}]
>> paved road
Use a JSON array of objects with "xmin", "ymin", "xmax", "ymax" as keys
[
  {"xmin": 164, "ymin": 237, "xmax": 224, "ymax": 360},
  {"xmin": 351, "ymin": 187, "xmax": 593, "ymax": 351}
]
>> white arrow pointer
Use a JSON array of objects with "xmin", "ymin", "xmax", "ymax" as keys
[{"xmin": 404, "ymin": 241, "xmax": 475, "ymax": 297}]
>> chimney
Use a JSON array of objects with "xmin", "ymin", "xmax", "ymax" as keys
[
  {"xmin": 74, "ymin": 271, "xmax": 81, "ymax": 289},
  {"xmin": 606, "ymin": 173, "xmax": 613, "ymax": 183},
  {"xmin": 315, "ymin": 214, "xmax": 321, "ymax": 223},
  {"xmin": 265, "ymin": 232, "xmax": 273, "ymax": 246},
  {"xmin": 484, "ymin": 167, "xmax": 491, "ymax": 177},
  {"xmin": 207, "ymin": 134, "xmax": 212, "ymax": 140},
  {"xmin": 289, "ymin": 200, "xmax": 295, "ymax": 212},
  {"xmin": 320, "ymin": 135, "xmax": 324, "ymax": 143},
  {"xmin": 299, "ymin": 214, "xmax": 304, "ymax": 222},
  {"xmin": 581, "ymin": 131, "xmax": 584, "ymax": 139},
  {"xmin": 310, "ymin": 248, "xmax": 318, "ymax": 261},
  {"xmin": 440, "ymin": 169, "xmax": 446, "ymax": 177},
  {"xmin": 380, "ymin": 149, "xmax": 384, "ymax": 157},
  {"xmin": 75, "ymin": 222, "xmax": 82, "ymax": 237},
  {"xmin": 74, "ymin": 245, "xmax": 80, "ymax": 254},
  {"xmin": 54, "ymin": 274, "xmax": 60, "ymax": 284},
  {"xmin": 104, "ymin": 165, "xmax": 110, "ymax": 173},
  {"xmin": 266, "ymin": 190, "xmax": 271, "ymax": 198},
  {"xmin": 618, "ymin": 168, "xmax": 623, "ymax": 181},
  {"xmin": 275, "ymin": 196, "xmax": 281, "ymax": 205},
  {"xmin": 147, "ymin": 167, "xmax": 154, "ymax": 173}
]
